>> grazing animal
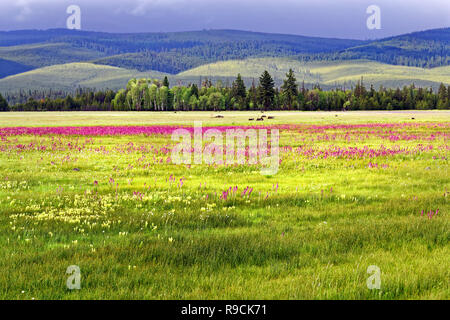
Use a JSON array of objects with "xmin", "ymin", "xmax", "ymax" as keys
[
  {"xmin": 268, "ymin": 116, "xmax": 274, "ymax": 119},
  {"xmin": 214, "ymin": 115, "xmax": 224, "ymax": 118},
  {"xmin": 248, "ymin": 118, "xmax": 254, "ymax": 121},
  {"xmin": 256, "ymin": 118, "xmax": 264, "ymax": 121}
]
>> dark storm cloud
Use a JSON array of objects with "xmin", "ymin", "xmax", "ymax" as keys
[{"xmin": 0, "ymin": 0, "xmax": 448, "ymax": 39}]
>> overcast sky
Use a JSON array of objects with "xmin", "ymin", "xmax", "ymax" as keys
[{"xmin": 0, "ymin": 0, "xmax": 449, "ymax": 39}]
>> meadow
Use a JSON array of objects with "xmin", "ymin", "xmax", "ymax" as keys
[{"xmin": 0, "ymin": 111, "xmax": 448, "ymax": 299}]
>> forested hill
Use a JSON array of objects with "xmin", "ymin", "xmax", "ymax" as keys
[
  {"xmin": 337, "ymin": 28, "xmax": 450, "ymax": 68},
  {"xmin": 0, "ymin": 29, "xmax": 364, "ymax": 53},
  {"xmin": 0, "ymin": 29, "xmax": 363, "ymax": 75},
  {"xmin": 0, "ymin": 28, "xmax": 448, "ymax": 78}
]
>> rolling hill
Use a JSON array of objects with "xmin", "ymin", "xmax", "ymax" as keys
[
  {"xmin": 1, "ymin": 59, "xmax": 448, "ymax": 94},
  {"xmin": 0, "ymin": 58, "xmax": 33, "ymax": 78},
  {"xmin": 0, "ymin": 42, "xmax": 107, "ymax": 68},
  {"xmin": 0, "ymin": 28, "xmax": 448, "ymax": 78},
  {"xmin": 0, "ymin": 63, "xmax": 169, "ymax": 92},
  {"xmin": 91, "ymin": 51, "xmax": 206, "ymax": 75},
  {"xmin": 179, "ymin": 58, "xmax": 450, "ymax": 88},
  {"xmin": 0, "ymin": 28, "xmax": 448, "ymax": 94},
  {"xmin": 0, "ymin": 29, "xmax": 364, "ymax": 55},
  {"xmin": 337, "ymin": 28, "xmax": 450, "ymax": 68},
  {"xmin": 0, "ymin": 29, "xmax": 365, "ymax": 76}
]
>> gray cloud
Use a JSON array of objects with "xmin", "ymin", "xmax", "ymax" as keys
[{"xmin": 0, "ymin": 0, "xmax": 448, "ymax": 39}]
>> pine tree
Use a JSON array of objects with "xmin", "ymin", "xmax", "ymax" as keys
[
  {"xmin": 258, "ymin": 71, "xmax": 275, "ymax": 111},
  {"xmin": 64, "ymin": 95, "xmax": 77, "ymax": 110},
  {"xmin": 232, "ymin": 74, "xmax": 246, "ymax": 99},
  {"xmin": 248, "ymin": 80, "xmax": 258, "ymax": 110},
  {"xmin": 437, "ymin": 83, "xmax": 447, "ymax": 109},
  {"xmin": 232, "ymin": 74, "xmax": 247, "ymax": 109},
  {"xmin": 0, "ymin": 93, "xmax": 8, "ymax": 111},
  {"xmin": 162, "ymin": 76, "xmax": 170, "ymax": 88},
  {"xmin": 281, "ymin": 69, "xmax": 298, "ymax": 110},
  {"xmin": 448, "ymin": 86, "xmax": 450, "ymax": 109}
]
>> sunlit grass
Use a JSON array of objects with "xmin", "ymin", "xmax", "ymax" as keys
[{"xmin": 0, "ymin": 112, "xmax": 448, "ymax": 299}]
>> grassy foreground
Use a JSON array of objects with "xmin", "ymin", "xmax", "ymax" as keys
[{"xmin": 0, "ymin": 111, "xmax": 448, "ymax": 299}]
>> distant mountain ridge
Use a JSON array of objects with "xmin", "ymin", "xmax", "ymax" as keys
[
  {"xmin": 0, "ymin": 28, "xmax": 365, "ymax": 76},
  {"xmin": 337, "ymin": 28, "xmax": 450, "ymax": 68},
  {"xmin": 0, "ymin": 27, "xmax": 448, "ymax": 91}
]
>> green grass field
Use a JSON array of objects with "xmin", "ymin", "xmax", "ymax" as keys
[{"xmin": 0, "ymin": 111, "xmax": 448, "ymax": 299}]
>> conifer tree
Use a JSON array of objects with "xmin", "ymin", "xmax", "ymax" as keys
[
  {"xmin": 190, "ymin": 84, "xmax": 199, "ymax": 98},
  {"xmin": 162, "ymin": 76, "xmax": 170, "ymax": 88},
  {"xmin": 258, "ymin": 71, "xmax": 275, "ymax": 111},
  {"xmin": 281, "ymin": 69, "xmax": 298, "ymax": 110},
  {"xmin": 0, "ymin": 93, "xmax": 8, "ymax": 112},
  {"xmin": 437, "ymin": 83, "xmax": 447, "ymax": 108},
  {"xmin": 232, "ymin": 74, "xmax": 247, "ymax": 109}
]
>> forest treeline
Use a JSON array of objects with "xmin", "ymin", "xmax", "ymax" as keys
[{"xmin": 1, "ymin": 70, "xmax": 449, "ymax": 112}]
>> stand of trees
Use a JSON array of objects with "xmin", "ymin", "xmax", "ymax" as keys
[{"xmin": 4, "ymin": 71, "xmax": 450, "ymax": 112}]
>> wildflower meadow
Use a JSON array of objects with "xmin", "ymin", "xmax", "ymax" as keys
[{"xmin": 0, "ymin": 111, "xmax": 448, "ymax": 299}]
